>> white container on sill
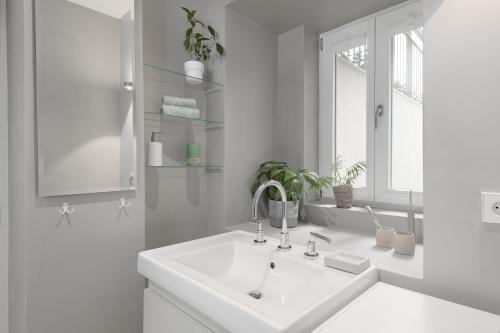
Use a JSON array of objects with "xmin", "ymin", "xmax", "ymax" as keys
[
  {"xmin": 184, "ymin": 60, "xmax": 204, "ymax": 85},
  {"xmin": 375, "ymin": 226, "xmax": 395, "ymax": 248},
  {"xmin": 394, "ymin": 231, "xmax": 416, "ymax": 256}
]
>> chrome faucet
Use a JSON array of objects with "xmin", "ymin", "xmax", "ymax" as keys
[{"xmin": 250, "ymin": 180, "xmax": 291, "ymax": 250}]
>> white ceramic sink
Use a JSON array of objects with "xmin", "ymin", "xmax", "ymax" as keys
[{"xmin": 138, "ymin": 230, "xmax": 377, "ymax": 333}]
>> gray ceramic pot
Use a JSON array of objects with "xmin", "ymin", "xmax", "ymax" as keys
[
  {"xmin": 333, "ymin": 186, "xmax": 353, "ymax": 208},
  {"xmin": 268, "ymin": 199, "xmax": 298, "ymax": 228}
]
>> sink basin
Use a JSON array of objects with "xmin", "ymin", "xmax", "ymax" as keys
[{"xmin": 138, "ymin": 230, "xmax": 377, "ymax": 333}]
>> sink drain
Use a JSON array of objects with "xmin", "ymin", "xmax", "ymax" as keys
[{"xmin": 248, "ymin": 290, "xmax": 263, "ymax": 299}]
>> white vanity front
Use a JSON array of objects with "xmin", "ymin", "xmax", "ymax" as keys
[{"xmin": 138, "ymin": 231, "xmax": 377, "ymax": 333}]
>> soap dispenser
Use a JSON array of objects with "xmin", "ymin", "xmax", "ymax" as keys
[{"xmin": 148, "ymin": 131, "xmax": 163, "ymax": 166}]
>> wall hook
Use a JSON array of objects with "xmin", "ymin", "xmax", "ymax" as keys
[
  {"xmin": 118, "ymin": 198, "xmax": 132, "ymax": 209},
  {"xmin": 59, "ymin": 202, "xmax": 75, "ymax": 215}
]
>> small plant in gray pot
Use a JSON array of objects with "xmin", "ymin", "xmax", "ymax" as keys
[
  {"xmin": 331, "ymin": 156, "xmax": 367, "ymax": 208},
  {"xmin": 251, "ymin": 161, "xmax": 333, "ymax": 228}
]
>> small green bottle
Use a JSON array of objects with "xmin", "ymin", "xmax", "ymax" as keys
[{"xmin": 187, "ymin": 143, "xmax": 201, "ymax": 166}]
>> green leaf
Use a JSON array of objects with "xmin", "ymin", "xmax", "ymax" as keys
[
  {"xmin": 185, "ymin": 27, "xmax": 193, "ymax": 37},
  {"xmin": 188, "ymin": 10, "xmax": 196, "ymax": 21},
  {"xmin": 208, "ymin": 25, "xmax": 216, "ymax": 38},
  {"xmin": 283, "ymin": 170, "xmax": 296, "ymax": 183},
  {"xmin": 270, "ymin": 168, "xmax": 285, "ymax": 179},
  {"xmin": 216, "ymin": 43, "xmax": 224, "ymax": 56},
  {"xmin": 183, "ymin": 37, "xmax": 190, "ymax": 51}
]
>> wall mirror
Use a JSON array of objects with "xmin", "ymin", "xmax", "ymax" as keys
[{"xmin": 35, "ymin": 0, "xmax": 136, "ymax": 196}]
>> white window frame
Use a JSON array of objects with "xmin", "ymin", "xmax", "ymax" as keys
[
  {"xmin": 319, "ymin": 0, "xmax": 423, "ymax": 207},
  {"xmin": 319, "ymin": 19, "xmax": 375, "ymax": 202}
]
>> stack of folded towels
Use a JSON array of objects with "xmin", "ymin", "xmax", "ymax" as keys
[{"xmin": 161, "ymin": 95, "xmax": 200, "ymax": 119}]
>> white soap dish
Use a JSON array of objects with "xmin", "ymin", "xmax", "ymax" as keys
[{"xmin": 324, "ymin": 252, "xmax": 370, "ymax": 275}]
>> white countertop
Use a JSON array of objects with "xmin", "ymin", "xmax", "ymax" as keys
[
  {"xmin": 229, "ymin": 221, "xmax": 423, "ymax": 280},
  {"xmin": 314, "ymin": 282, "xmax": 500, "ymax": 333}
]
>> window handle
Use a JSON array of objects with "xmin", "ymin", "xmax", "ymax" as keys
[{"xmin": 375, "ymin": 104, "xmax": 384, "ymax": 129}]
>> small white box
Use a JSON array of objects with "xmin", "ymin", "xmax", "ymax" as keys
[
  {"xmin": 324, "ymin": 252, "xmax": 370, "ymax": 275},
  {"xmin": 482, "ymin": 192, "xmax": 500, "ymax": 224}
]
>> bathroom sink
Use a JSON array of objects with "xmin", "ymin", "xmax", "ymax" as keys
[{"xmin": 138, "ymin": 230, "xmax": 377, "ymax": 333}]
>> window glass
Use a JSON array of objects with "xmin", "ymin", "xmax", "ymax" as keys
[
  {"xmin": 390, "ymin": 27, "xmax": 423, "ymax": 191},
  {"xmin": 335, "ymin": 42, "xmax": 368, "ymax": 188}
]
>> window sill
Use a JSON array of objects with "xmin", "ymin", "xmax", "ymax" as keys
[
  {"xmin": 304, "ymin": 197, "xmax": 423, "ymax": 244},
  {"xmin": 305, "ymin": 197, "xmax": 423, "ymax": 220}
]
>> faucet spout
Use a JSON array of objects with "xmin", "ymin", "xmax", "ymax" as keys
[{"xmin": 251, "ymin": 180, "xmax": 291, "ymax": 250}]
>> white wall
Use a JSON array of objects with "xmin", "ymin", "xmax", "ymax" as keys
[
  {"xmin": 0, "ymin": 0, "xmax": 9, "ymax": 331},
  {"xmin": 225, "ymin": 8, "xmax": 277, "ymax": 226},
  {"xmin": 7, "ymin": 1, "xmax": 146, "ymax": 332},
  {"xmin": 423, "ymin": 0, "xmax": 500, "ymax": 314}
]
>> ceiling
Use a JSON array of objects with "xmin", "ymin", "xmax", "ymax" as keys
[
  {"xmin": 227, "ymin": 0, "xmax": 407, "ymax": 34},
  {"xmin": 66, "ymin": 0, "xmax": 134, "ymax": 19}
]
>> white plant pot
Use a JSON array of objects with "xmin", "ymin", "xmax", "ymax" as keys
[{"xmin": 184, "ymin": 60, "xmax": 204, "ymax": 85}]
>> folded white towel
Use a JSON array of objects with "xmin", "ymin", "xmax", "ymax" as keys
[
  {"xmin": 161, "ymin": 104, "xmax": 200, "ymax": 119},
  {"xmin": 162, "ymin": 95, "xmax": 197, "ymax": 108}
]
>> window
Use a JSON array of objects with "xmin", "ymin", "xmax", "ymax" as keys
[{"xmin": 320, "ymin": 2, "xmax": 423, "ymax": 206}]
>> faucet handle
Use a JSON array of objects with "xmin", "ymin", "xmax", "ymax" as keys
[
  {"xmin": 248, "ymin": 218, "xmax": 266, "ymax": 244},
  {"xmin": 304, "ymin": 232, "xmax": 332, "ymax": 258},
  {"xmin": 310, "ymin": 232, "xmax": 332, "ymax": 244}
]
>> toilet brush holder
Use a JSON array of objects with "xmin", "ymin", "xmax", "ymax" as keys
[{"xmin": 394, "ymin": 231, "xmax": 416, "ymax": 256}]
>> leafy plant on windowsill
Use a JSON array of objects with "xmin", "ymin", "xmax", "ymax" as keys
[
  {"xmin": 331, "ymin": 156, "xmax": 366, "ymax": 208},
  {"xmin": 181, "ymin": 7, "xmax": 224, "ymax": 62},
  {"xmin": 251, "ymin": 161, "xmax": 333, "ymax": 204}
]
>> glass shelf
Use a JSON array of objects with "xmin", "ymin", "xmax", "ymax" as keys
[
  {"xmin": 143, "ymin": 64, "xmax": 224, "ymax": 93},
  {"xmin": 146, "ymin": 164, "xmax": 224, "ymax": 171},
  {"xmin": 144, "ymin": 111, "xmax": 223, "ymax": 129}
]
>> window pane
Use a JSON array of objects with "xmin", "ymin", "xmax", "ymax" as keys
[
  {"xmin": 390, "ymin": 27, "xmax": 423, "ymax": 191},
  {"xmin": 335, "ymin": 42, "xmax": 367, "ymax": 188}
]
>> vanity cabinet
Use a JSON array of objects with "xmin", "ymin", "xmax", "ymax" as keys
[{"xmin": 144, "ymin": 288, "xmax": 214, "ymax": 333}]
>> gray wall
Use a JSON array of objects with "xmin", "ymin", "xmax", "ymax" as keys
[
  {"xmin": 275, "ymin": 25, "xmax": 319, "ymax": 172},
  {"xmin": 7, "ymin": 1, "xmax": 146, "ymax": 333},
  {"xmin": 224, "ymin": 8, "xmax": 277, "ymax": 226},
  {"xmin": 0, "ymin": 0, "xmax": 9, "ymax": 330},
  {"xmin": 423, "ymin": 0, "xmax": 500, "ymax": 314},
  {"xmin": 143, "ymin": 0, "xmax": 228, "ymax": 249},
  {"xmin": 275, "ymin": 26, "xmax": 304, "ymax": 169}
]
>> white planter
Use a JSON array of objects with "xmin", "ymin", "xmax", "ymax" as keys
[
  {"xmin": 184, "ymin": 60, "xmax": 204, "ymax": 85},
  {"xmin": 268, "ymin": 199, "xmax": 298, "ymax": 228}
]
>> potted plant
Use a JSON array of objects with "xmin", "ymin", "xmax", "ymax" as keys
[
  {"xmin": 331, "ymin": 156, "xmax": 366, "ymax": 208},
  {"xmin": 181, "ymin": 7, "xmax": 224, "ymax": 84},
  {"xmin": 251, "ymin": 161, "xmax": 333, "ymax": 228}
]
